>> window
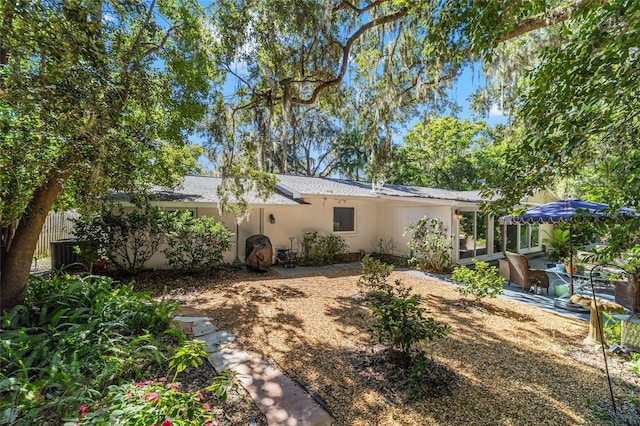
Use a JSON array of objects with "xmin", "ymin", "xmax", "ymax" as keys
[
  {"xmin": 506, "ymin": 223, "xmax": 541, "ymax": 253},
  {"xmin": 333, "ymin": 207, "xmax": 355, "ymax": 232},
  {"xmin": 458, "ymin": 211, "xmax": 488, "ymax": 258}
]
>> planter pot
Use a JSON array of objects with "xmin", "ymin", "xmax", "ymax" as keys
[
  {"xmin": 554, "ymin": 284, "xmax": 569, "ymax": 298},
  {"xmin": 621, "ymin": 316, "xmax": 640, "ymax": 352}
]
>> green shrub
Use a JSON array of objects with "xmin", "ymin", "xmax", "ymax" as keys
[
  {"xmin": 0, "ymin": 275, "xmax": 180, "ymax": 424},
  {"xmin": 626, "ymin": 353, "xmax": 640, "ymax": 376},
  {"xmin": 162, "ymin": 212, "xmax": 233, "ymax": 271},
  {"xmin": 405, "ymin": 217, "xmax": 453, "ymax": 273},
  {"xmin": 451, "ymin": 259, "xmax": 505, "ymax": 302},
  {"xmin": 301, "ymin": 231, "xmax": 348, "ymax": 265},
  {"xmin": 72, "ymin": 369, "xmax": 239, "ymax": 425},
  {"xmin": 368, "ymin": 279, "xmax": 449, "ymax": 355},
  {"xmin": 543, "ymin": 227, "xmax": 570, "ymax": 262},
  {"xmin": 601, "ymin": 312, "xmax": 622, "ymax": 346},
  {"xmin": 357, "ymin": 254, "xmax": 394, "ymax": 296},
  {"xmin": 73, "ymin": 205, "xmax": 165, "ymax": 273}
]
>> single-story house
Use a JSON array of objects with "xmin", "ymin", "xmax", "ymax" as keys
[{"xmin": 114, "ymin": 174, "xmax": 558, "ymax": 268}]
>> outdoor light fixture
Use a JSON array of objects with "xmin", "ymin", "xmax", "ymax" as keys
[
  {"xmin": 269, "ymin": 214, "xmax": 276, "ymax": 224},
  {"xmin": 455, "ymin": 210, "xmax": 464, "ymax": 220}
]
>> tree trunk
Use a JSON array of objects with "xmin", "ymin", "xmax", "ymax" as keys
[{"xmin": 1, "ymin": 175, "xmax": 64, "ymax": 311}]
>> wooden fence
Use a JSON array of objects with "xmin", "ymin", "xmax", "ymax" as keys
[{"xmin": 35, "ymin": 211, "xmax": 79, "ymax": 258}]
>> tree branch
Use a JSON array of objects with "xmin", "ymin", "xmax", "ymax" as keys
[
  {"xmin": 291, "ymin": 6, "xmax": 409, "ymax": 105},
  {"xmin": 498, "ymin": 0, "xmax": 599, "ymax": 43}
]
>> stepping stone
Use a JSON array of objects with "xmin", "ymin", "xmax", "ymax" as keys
[
  {"xmin": 174, "ymin": 315, "xmax": 211, "ymax": 323},
  {"xmin": 175, "ymin": 321, "xmax": 193, "ymax": 335},
  {"xmin": 192, "ymin": 321, "xmax": 218, "ymax": 337},
  {"xmin": 179, "ymin": 305, "xmax": 210, "ymax": 317},
  {"xmin": 198, "ymin": 330, "xmax": 236, "ymax": 352},
  {"xmin": 209, "ymin": 348, "xmax": 252, "ymax": 371},
  {"xmin": 233, "ymin": 359, "xmax": 333, "ymax": 426}
]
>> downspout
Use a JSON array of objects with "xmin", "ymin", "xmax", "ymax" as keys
[
  {"xmin": 233, "ymin": 220, "xmax": 241, "ymax": 266},
  {"xmin": 259, "ymin": 208, "xmax": 264, "ymax": 235}
]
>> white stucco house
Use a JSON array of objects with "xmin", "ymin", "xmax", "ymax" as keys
[{"xmin": 114, "ymin": 174, "xmax": 557, "ymax": 268}]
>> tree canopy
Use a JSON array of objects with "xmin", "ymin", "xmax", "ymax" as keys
[
  {"xmin": 0, "ymin": 0, "xmax": 222, "ymax": 310},
  {"xmin": 203, "ymin": 0, "xmax": 598, "ymax": 189},
  {"xmin": 388, "ymin": 116, "xmax": 492, "ymax": 190},
  {"xmin": 483, "ymin": 0, "xmax": 640, "ymax": 211},
  {"xmin": 3, "ymin": 0, "xmax": 635, "ymax": 310}
]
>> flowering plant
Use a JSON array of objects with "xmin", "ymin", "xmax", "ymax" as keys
[{"xmin": 67, "ymin": 378, "xmax": 215, "ymax": 425}]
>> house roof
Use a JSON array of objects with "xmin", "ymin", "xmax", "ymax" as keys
[
  {"xmin": 114, "ymin": 176, "xmax": 303, "ymax": 205},
  {"xmin": 115, "ymin": 175, "xmax": 487, "ymax": 205},
  {"xmin": 275, "ymin": 175, "xmax": 485, "ymax": 202}
]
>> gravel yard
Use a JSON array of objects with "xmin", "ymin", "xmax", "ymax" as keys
[{"xmin": 132, "ymin": 267, "xmax": 640, "ymax": 425}]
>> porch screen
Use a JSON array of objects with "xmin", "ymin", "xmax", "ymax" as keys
[{"xmin": 333, "ymin": 207, "xmax": 355, "ymax": 232}]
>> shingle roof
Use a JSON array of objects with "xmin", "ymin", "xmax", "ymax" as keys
[
  {"xmin": 114, "ymin": 175, "xmax": 486, "ymax": 205},
  {"xmin": 114, "ymin": 176, "xmax": 303, "ymax": 205},
  {"xmin": 275, "ymin": 175, "xmax": 485, "ymax": 202}
]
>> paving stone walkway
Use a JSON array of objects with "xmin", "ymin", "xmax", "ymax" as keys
[{"xmin": 175, "ymin": 306, "xmax": 334, "ymax": 426}]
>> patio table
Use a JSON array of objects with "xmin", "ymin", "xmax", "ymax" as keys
[{"xmin": 544, "ymin": 267, "xmax": 616, "ymax": 296}]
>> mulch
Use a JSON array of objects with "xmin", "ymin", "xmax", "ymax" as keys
[{"xmin": 126, "ymin": 267, "xmax": 640, "ymax": 425}]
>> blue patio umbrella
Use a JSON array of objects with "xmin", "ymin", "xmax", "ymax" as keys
[
  {"xmin": 500, "ymin": 198, "xmax": 637, "ymax": 412},
  {"xmin": 502, "ymin": 198, "xmax": 636, "ymax": 414},
  {"xmin": 499, "ymin": 198, "xmax": 635, "ymax": 295}
]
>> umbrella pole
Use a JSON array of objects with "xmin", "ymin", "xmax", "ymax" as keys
[{"xmin": 569, "ymin": 226, "xmax": 574, "ymax": 296}]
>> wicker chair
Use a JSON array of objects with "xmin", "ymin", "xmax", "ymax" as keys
[{"xmin": 504, "ymin": 251, "xmax": 549, "ymax": 293}]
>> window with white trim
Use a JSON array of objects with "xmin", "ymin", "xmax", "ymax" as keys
[{"xmin": 333, "ymin": 207, "xmax": 355, "ymax": 232}]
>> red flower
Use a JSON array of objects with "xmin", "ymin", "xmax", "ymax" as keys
[
  {"xmin": 196, "ymin": 392, "xmax": 203, "ymax": 400},
  {"xmin": 79, "ymin": 405, "xmax": 89, "ymax": 412},
  {"xmin": 202, "ymin": 403, "xmax": 211, "ymax": 411},
  {"xmin": 135, "ymin": 382, "xmax": 145, "ymax": 388},
  {"xmin": 161, "ymin": 420, "xmax": 173, "ymax": 426},
  {"xmin": 142, "ymin": 392, "xmax": 159, "ymax": 403},
  {"xmin": 158, "ymin": 377, "xmax": 167, "ymax": 382}
]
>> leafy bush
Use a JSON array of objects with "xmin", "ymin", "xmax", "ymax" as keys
[
  {"xmin": 543, "ymin": 227, "xmax": 570, "ymax": 262},
  {"xmin": 405, "ymin": 217, "xmax": 453, "ymax": 273},
  {"xmin": 0, "ymin": 275, "xmax": 180, "ymax": 424},
  {"xmin": 357, "ymin": 254, "xmax": 394, "ymax": 296},
  {"xmin": 73, "ymin": 205, "xmax": 165, "ymax": 273},
  {"xmin": 162, "ymin": 212, "xmax": 233, "ymax": 271},
  {"xmin": 301, "ymin": 231, "xmax": 348, "ymax": 265},
  {"xmin": 73, "ymin": 368, "xmax": 239, "ymax": 425},
  {"xmin": 451, "ymin": 259, "xmax": 506, "ymax": 302},
  {"xmin": 626, "ymin": 353, "xmax": 640, "ymax": 376},
  {"xmin": 602, "ymin": 312, "xmax": 622, "ymax": 346},
  {"xmin": 359, "ymin": 255, "xmax": 448, "ymax": 355},
  {"xmin": 368, "ymin": 278, "xmax": 449, "ymax": 355}
]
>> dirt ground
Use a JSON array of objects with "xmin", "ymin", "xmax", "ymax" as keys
[{"xmin": 131, "ymin": 267, "xmax": 640, "ymax": 426}]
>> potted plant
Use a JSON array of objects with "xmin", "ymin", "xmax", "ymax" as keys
[
  {"xmin": 563, "ymin": 254, "xmax": 575, "ymax": 275},
  {"xmin": 544, "ymin": 227, "xmax": 570, "ymax": 263}
]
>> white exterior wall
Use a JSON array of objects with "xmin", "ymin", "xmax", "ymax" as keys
[
  {"xmin": 115, "ymin": 198, "xmax": 461, "ymax": 269},
  {"xmin": 262, "ymin": 196, "xmax": 380, "ymax": 260},
  {"xmin": 380, "ymin": 203, "xmax": 453, "ymax": 257}
]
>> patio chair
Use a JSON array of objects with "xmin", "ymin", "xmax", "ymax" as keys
[{"xmin": 504, "ymin": 251, "xmax": 549, "ymax": 293}]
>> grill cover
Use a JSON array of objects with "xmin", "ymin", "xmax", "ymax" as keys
[{"xmin": 245, "ymin": 234, "xmax": 272, "ymax": 271}]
